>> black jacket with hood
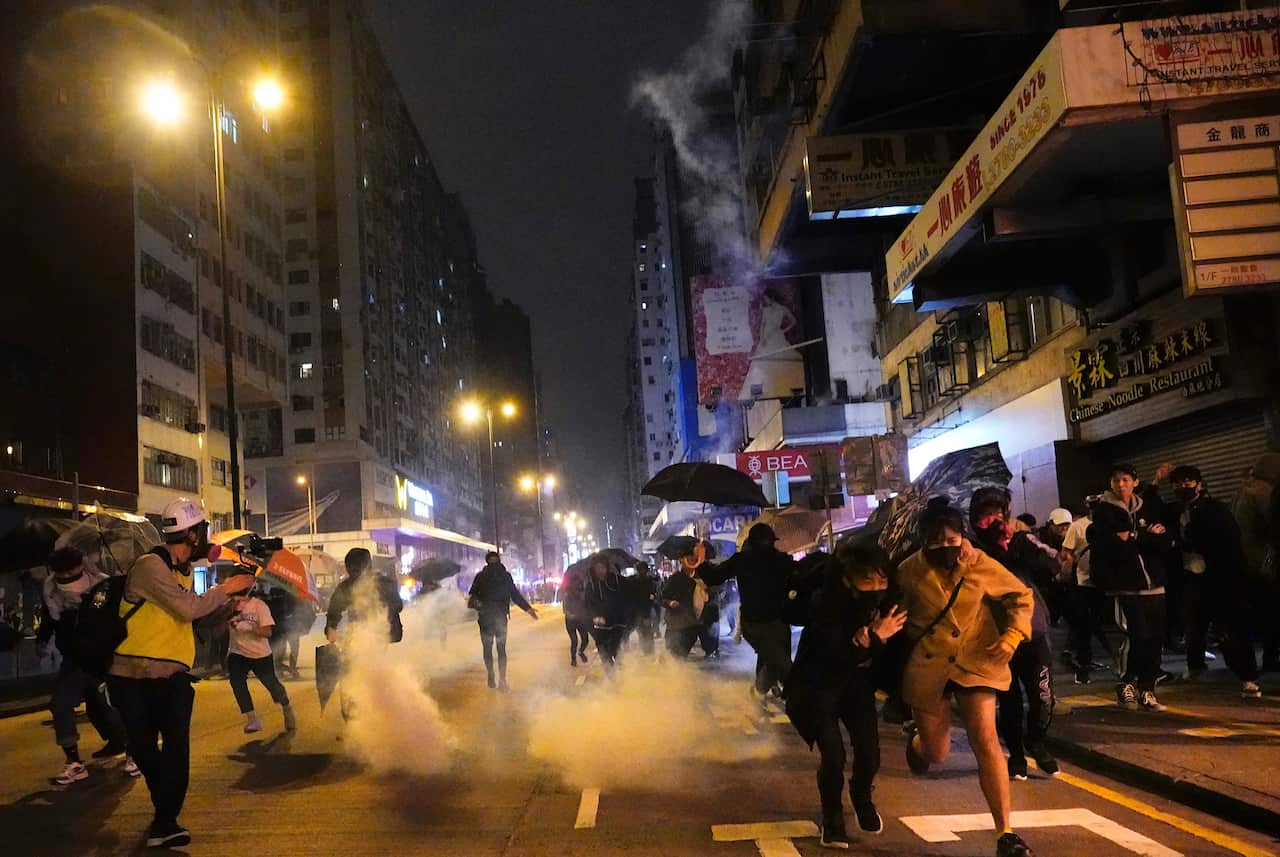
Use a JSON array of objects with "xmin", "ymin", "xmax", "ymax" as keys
[
  {"xmin": 697, "ymin": 540, "xmax": 795, "ymax": 624},
  {"xmin": 1087, "ymin": 501, "xmax": 1169, "ymax": 594},
  {"xmin": 585, "ymin": 570, "xmax": 629, "ymax": 628}
]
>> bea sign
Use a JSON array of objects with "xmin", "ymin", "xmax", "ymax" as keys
[{"xmin": 735, "ymin": 446, "xmax": 838, "ymax": 480}]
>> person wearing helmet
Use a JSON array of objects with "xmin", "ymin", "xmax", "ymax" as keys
[{"xmin": 106, "ymin": 498, "xmax": 254, "ymax": 850}]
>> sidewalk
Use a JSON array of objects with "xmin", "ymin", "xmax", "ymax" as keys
[{"xmin": 1047, "ymin": 639, "xmax": 1280, "ymax": 835}]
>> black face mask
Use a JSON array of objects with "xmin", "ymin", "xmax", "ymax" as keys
[
  {"xmin": 924, "ymin": 545, "xmax": 963, "ymax": 571},
  {"xmin": 1174, "ymin": 486, "xmax": 1199, "ymax": 503}
]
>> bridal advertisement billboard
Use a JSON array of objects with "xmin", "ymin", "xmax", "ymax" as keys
[{"xmin": 692, "ymin": 274, "xmax": 805, "ymax": 405}]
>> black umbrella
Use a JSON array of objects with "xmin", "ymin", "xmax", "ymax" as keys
[
  {"xmin": 595, "ymin": 547, "xmax": 641, "ymax": 569},
  {"xmin": 656, "ymin": 535, "xmax": 699, "ymax": 560},
  {"xmin": 410, "ymin": 557, "xmax": 463, "ymax": 583},
  {"xmin": 642, "ymin": 462, "xmax": 768, "ymax": 508},
  {"xmin": 315, "ymin": 644, "xmax": 342, "ymax": 712},
  {"xmin": 877, "ymin": 442, "xmax": 1013, "ymax": 562}
]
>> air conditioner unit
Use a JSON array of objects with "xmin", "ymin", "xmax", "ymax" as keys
[
  {"xmin": 184, "ymin": 422, "xmax": 207, "ymax": 434},
  {"xmin": 140, "ymin": 403, "xmax": 162, "ymax": 418},
  {"xmin": 874, "ymin": 383, "xmax": 895, "ymax": 401},
  {"xmin": 925, "ymin": 344, "xmax": 951, "ymax": 365}
]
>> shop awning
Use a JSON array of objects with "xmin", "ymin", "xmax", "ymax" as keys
[
  {"xmin": 885, "ymin": 9, "xmax": 1280, "ymax": 308},
  {"xmin": 363, "ymin": 517, "xmax": 495, "ymax": 553}
]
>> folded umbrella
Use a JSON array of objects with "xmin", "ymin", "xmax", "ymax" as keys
[
  {"xmin": 314, "ymin": 644, "xmax": 342, "ymax": 712},
  {"xmin": 642, "ymin": 462, "xmax": 768, "ymax": 508}
]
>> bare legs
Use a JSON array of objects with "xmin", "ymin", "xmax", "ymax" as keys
[{"xmin": 911, "ymin": 690, "xmax": 1011, "ymax": 832}]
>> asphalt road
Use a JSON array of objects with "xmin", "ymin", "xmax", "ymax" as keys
[{"xmin": 1, "ymin": 604, "xmax": 1276, "ymax": 857}]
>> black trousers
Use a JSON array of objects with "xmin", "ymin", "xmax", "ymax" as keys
[
  {"xmin": 107, "ymin": 674, "xmax": 194, "ymax": 825},
  {"xmin": 740, "ymin": 619, "xmax": 792, "ymax": 694},
  {"xmin": 228, "ymin": 653, "xmax": 291, "ymax": 714},
  {"xmin": 997, "ymin": 636, "xmax": 1054, "ymax": 760},
  {"xmin": 564, "ymin": 615, "xmax": 591, "ymax": 659},
  {"xmin": 479, "ymin": 614, "xmax": 509, "ymax": 680},
  {"xmin": 632, "ymin": 613, "xmax": 658, "ymax": 656},
  {"xmin": 590, "ymin": 627, "xmax": 624, "ymax": 670},
  {"xmin": 1067, "ymin": 585, "xmax": 1113, "ymax": 666},
  {"xmin": 1184, "ymin": 575, "xmax": 1259, "ymax": 680},
  {"xmin": 815, "ymin": 677, "xmax": 880, "ymax": 823},
  {"xmin": 1115, "ymin": 593, "xmax": 1166, "ymax": 691},
  {"xmin": 699, "ymin": 605, "xmax": 720, "ymax": 656},
  {"xmin": 51, "ymin": 661, "xmax": 126, "ymax": 750}
]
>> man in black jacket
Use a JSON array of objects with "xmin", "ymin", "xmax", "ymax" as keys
[
  {"xmin": 468, "ymin": 552, "xmax": 539, "ymax": 690},
  {"xmin": 623, "ymin": 562, "xmax": 660, "ymax": 656},
  {"xmin": 1170, "ymin": 465, "xmax": 1262, "ymax": 697},
  {"xmin": 697, "ymin": 524, "xmax": 796, "ymax": 697},
  {"xmin": 584, "ymin": 559, "xmax": 628, "ymax": 672}
]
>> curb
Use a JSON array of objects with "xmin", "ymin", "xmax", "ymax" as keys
[
  {"xmin": 1045, "ymin": 734, "xmax": 1280, "ymax": 838},
  {"xmin": 0, "ymin": 696, "xmax": 50, "ymax": 720}
]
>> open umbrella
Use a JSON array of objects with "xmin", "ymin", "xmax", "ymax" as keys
[
  {"xmin": 209, "ymin": 531, "xmax": 319, "ymax": 603},
  {"xmin": 877, "ymin": 442, "xmax": 1013, "ymax": 562},
  {"xmin": 315, "ymin": 644, "xmax": 342, "ymax": 711},
  {"xmin": 737, "ymin": 507, "xmax": 831, "ymax": 554},
  {"xmin": 410, "ymin": 557, "xmax": 463, "ymax": 583},
  {"xmin": 52, "ymin": 512, "xmax": 161, "ymax": 575},
  {"xmin": 642, "ymin": 462, "xmax": 768, "ymax": 508},
  {"xmin": 595, "ymin": 547, "xmax": 641, "ymax": 569},
  {"xmin": 656, "ymin": 535, "xmax": 699, "ymax": 560}
]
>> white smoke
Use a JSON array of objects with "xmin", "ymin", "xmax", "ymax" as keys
[{"xmin": 632, "ymin": 0, "xmax": 758, "ymax": 277}]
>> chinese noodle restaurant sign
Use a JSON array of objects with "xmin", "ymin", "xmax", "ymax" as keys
[
  {"xmin": 736, "ymin": 446, "xmax": 841, "ymax": 481},
  {"xmin": 1173, "ymin": 113, "xmax": 1280, "ymax": 295},
  {"xmin": 1063, "ymin": 303, "xmax": 1229, "ymax": 426},
  {"xmin": 804, "ymin": 128, "xmax": 973, "ymax": 220},
  {"xmin": 395, "ymin": 475, "xmax": 434, "ymax": 524},
  {"xmin": 886, "ymin": 36, "xmax": 1068, "ymax": 302}
]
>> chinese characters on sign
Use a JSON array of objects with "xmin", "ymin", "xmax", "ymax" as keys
[
  {"xmin": 1174, "ymin": 114, "xmax": 1280, "ymax": 295},
  {"xmin": 1124, "ymin": 12, "xmax": 1280, "ymax": 87},
  {"xmin": 702, "ymin": 287, "xmax": 753, "ymax": 355},
  {"xmin": 1065, "ymin": 317, "xmax": 1223, "ymax": 423}
]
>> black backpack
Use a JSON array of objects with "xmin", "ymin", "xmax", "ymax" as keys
[{"xmin": 65, "ymin": 550, "xmax": 163, "ymax": 673}]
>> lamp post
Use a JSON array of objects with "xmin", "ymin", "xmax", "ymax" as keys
[
  {"xmin": 518, "ymin": 473, "xmax": 557, "ymax": 575},
  {"xmin": 296, "ymin": 474, "xmax": 315, "ymax": 541},
  {"xmin": 459, "ymin": 399, "xmax": 517, "ymax": 553},
  {"xmin": 140, "ymin": 71, "xmax": 284, "ymax": 529}
]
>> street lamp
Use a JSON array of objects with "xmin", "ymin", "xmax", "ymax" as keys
[
  {"xmin": 458, "ymin": 397, "xmax": 518, "ymax": 553},
  {"xmin": 517, "ymin": 472, "xmax": 560, "ymax": 575},
  {"xmin": 140, "ymin": 68, "xmax": 285, "ymax": 529},
  {"xmin": 296, "ymin": 474, "xmax": 315, "ymax": 541}
]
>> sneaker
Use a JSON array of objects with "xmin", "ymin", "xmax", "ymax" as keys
[
  {"xmin": 996, "ymin": 831, "xmax": 1035, "ymax": 857},
  {"xmin": 1242, "ymin": 681, "xmax": 1263, "ymax": 699},
  {"xmin": 146, "ymin": 820, "xmax": 191, "ymax": 849},
  {"xmin": 1116, "ymin": 683, "xmax": 1138, "ymax": 710},
  {"xmin": 92, "ymin": 742, "xmax": 126, "ymax": 759},
  {"xmin": 852, "ymin": 798, "xmax": 883, "ymax": 834},
  {"xmin": 55, "ymin": 761, "xmax": 88, "ymax": 785},
  {"xmin": 1140, "ymin": 690, "xmax": 1167, "ymax": 712},
  {"xmin": 820, "ymin": 823, "xmax": 850, "ymax": 850},
  {"xmin": 578, "ymin": 649, "xmax": 589, "ymax": 663},
  {"xmin": 124, "ymin": 757, "xmax": 141, "ymax": 777},
  {"xmin": 498, "ymin": 678, "xmax": 509, "ymax": 693},
  {"xmin": 905, "ymin": 731, "xmax": 930, "ymax": 775},
  {"xmin": 570, "ymin": 655, "xmax": 578, "ymax": 667},
  {"xmin": 283, "ymin": 705, "xmax": 297, "ymax": 731},
  {"xmin": 1030, "ymin": 748, "xmax": 1059, "ymax": 777},
  {"xmin": 1074, "ymin": 668, "xmax": 1091, "ymax": 685},
  {"xmin": 487, "ymin": 675, "xmax": 497, "ymax": 689},
  {"xmin": 1008, "ymin": 756, "xmax": 1028, "ymax": 781},
  {"xmin": 243, "ymin": 714, "xmax": 263, "ymax": 734}
]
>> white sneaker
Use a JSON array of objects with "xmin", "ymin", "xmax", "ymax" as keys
[
  {"xmin": 55, "ymin": 761, "xmax": 88, "ymax": 785},
  {"xmin": 1242, "ymin": 681, "xmax": 1263, "ymax": 699},
  {"xmin": 1140, "ymin": 690, "xmax": 1167, "ymax": 712},
  {"xmin": 124, "ymin": 756, "xmax": 141, "ymax": 777},
  {"xmin": 244, "ymin": 714, "xmax": 263, "ymax": 734}
]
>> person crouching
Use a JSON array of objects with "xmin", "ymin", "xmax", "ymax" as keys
[{"xmin": 785, "ymin": 542, "xmax": 906, "ymax": 849}]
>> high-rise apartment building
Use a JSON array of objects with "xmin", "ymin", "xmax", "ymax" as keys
[{"xmin": 247, "ymin": 0, "xmax": 490, "ymax": 572}]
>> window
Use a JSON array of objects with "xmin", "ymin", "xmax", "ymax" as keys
[
  {"xmin": 209, "ymin": 403, "xmax": 228, "ymax": 434},
  {"xmin": 219, "ymin": 109, "xmax": 238, "ymax": 144},
  {"xmin": 289, "ymin": 300, "xmax": 311, "ymax": 316},
  {"xmin": 330, "ymin": 298, "xmax": 340, "ymax": 311},
  {"xmin": 297, "ymin": 362, "xmax": 314, "ymax": 380},
  {"xmin": 640, "ymin": 280, "xmax": 649, "ymax": 292},
  {"xmin": 292, "ymin": 395, "xmax": 314, "ymax": 411},
  {"xmin": 653, "ymin": 452, "xmax": 660, "ymax": 461},
  {"xmin": 286, "ymin": 238, "xmax": 308, "ymax": 260},
  {"xmin": 638, "ymin": 263, "xmax": 646, "ymax": 272},
  {"xmin": 143, "ymin": 448, "xmax": 199, "ymax": 492},
  {"xmin": 139, "ymin": 317, "xmax": 195, "ymax": 372},
  {"xmin": 289, "ymin": 332, "xmax": 312, "ymax": 351},
  {"xmin": 139, "ymin": 380, "xmax": 197, "ymax": 427},
  {"xmin": 325, "ymin": 425, "xmax": 346, "ymax": 440},
  {"xmin": 140, "ymin": 253, "xmax": 195, "ymax": 313},
  {"xmin": 648, "ymin": 375, "xmax": 655, "ymax": 384},
  {"xmin": 649, "ymin": 433, "xmax": 656, "ymax": 441},
  {"xmin": 640, "ymin": 301, "xmax": 648, "ymax": 310},
  {"xmin": 643, "ymin": 357, "xmax": 652, "ymax": 366},
  {"xmin": 210, "ymin": 457, "xmax": 228, "ymax": 487},
  {"xmin": 288, "ymin": 269, "xmax": 310, "ymax": 284},
  {"xmin": 294, "ymin": 428, "xmax": 315, "ymax": 444}
]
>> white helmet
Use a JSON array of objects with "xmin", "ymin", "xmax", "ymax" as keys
[{"xmin": 161, "ymin": 498, "xmax": 207, "ymax": 540}]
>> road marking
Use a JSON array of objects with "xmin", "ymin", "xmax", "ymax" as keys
[
  {"xmin": 574, "ymin": 788, "xmax": 600, "ymax": 829},
  {"xmin": 1178, "ymin": 726, "xmax": 1243, "ymax": 738},
  {"xmin": 712, "ymin": 821, "xmax": 819, "ymax": 842},
  {"xmin": 899, "ymin": 808, "xmax": 1180, "ymax": 856},
  {"xmin": 770, "ymin": 714, "xmax": 790, "ymax": 725},
  {"xmin": 1054, "ymin": 770, "xmax": 1276, "ymax": 857},
  {"xmin": 1071, "ymin": 693, "xmax": 1280, "ymax": 737},
  {"xmin": 740, "ymin": 716, "xmax": 759, "ymax": 736},
  {"xmin": 574, "ymin": 675, "xmax": 586, "ymax": 687},
  {"xmin": 754, "ymin": 838, "xmax": 801, "ymax": 857}
]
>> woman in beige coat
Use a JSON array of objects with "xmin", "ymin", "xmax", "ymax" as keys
[{"xmin": 899, "ymin": 497, "xmax": 1036, "ymax": 857}]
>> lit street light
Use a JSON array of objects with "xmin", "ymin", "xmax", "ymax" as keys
[
  {"xmin": 296, "ymin": 474, "xmax": 315, "ymax": 541},
  {"xmin": 458, "ymin": 398, "xmax": 518, "ymax": 553},
  {"xmin": 140, "ymin": 67, "xmax": 286, "ymax": 528},
  {"xmin": 517, "ymin": 472, "xmax": 559, "ymax": 574}
]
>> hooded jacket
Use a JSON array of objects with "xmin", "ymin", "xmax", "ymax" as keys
[
  {"xmin": 37, "ymin": 567, "xmax": 110, "ymax": 659},
  {"xmin": 1174, "ymin": 491, "xmax": 1247, "ymax": 582},
  {"xmin": 584, "ymin": 570, "xmax": 629, "ymax": 628},
  {"xmin": 697, "ymin": 540, "xmax": 795, "ymax": 624},
  {"xmin": 467, "ymin": 562, "xmax": 532, "ymax": 620},
  {"xmin": 1232, "ymin": 453, "xmax": 1280, "ymax": 575},
  {"xmin": 325, "ymin": 568, "xmax": 404, "ymax": 641},
  {"xmin": 1086, "ymin": 502, "xmax": 1168, "ymax": 594}
]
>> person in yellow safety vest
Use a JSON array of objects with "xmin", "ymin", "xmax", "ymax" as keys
[{"xmin": 106, "ymin": 498, "xmax": 254, "ymax": 850}]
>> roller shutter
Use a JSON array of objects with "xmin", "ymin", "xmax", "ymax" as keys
[{"xmin": 1098, "ymin": 403, "xmax": 1270, "ymax": 504}]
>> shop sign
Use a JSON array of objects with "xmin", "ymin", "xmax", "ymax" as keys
[
  {"xmin": 1064, "ymin": 314, "xmax": 1226, "ymax": 424},
  {"xmin": 803, "ymin": 128, "xmax": 972, "ymax": 220},
  {"xmin": 841, "ymin": 434, "xmax": 909, "ymax": 496},
  {"xmin": 1121, "ymin": 11, "xmax": 1280, "ymax": 87},
  {"xmin": 735, "ymin": 445, "xmax": 840, "ymax": 481},
  {"xmin": 707, "ymin": 511, "xmax": 753, "ymax": 537},
  {"xmin": 887, "ymin": 36, "xmax": 1068, "ymax": 302},
  {"xmin": 395, "ymin": 475, "xmax": 434, "ymax": 523},
  {"xmin": 693, "ymin": 274, "xmax": 805, "ymax": 404},
  {"xmin": 1173, "ymin": 113, "xmax": 1280, "ymax": 296}
]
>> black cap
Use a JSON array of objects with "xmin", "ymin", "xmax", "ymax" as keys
[{"xmin": 748, "ymin": 523, "xmax": 778, "ymax": 545}]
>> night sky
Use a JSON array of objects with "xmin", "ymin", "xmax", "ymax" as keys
[{"xmin": 367, "ymin": 0, "xmax": 714, "ymax": 530}]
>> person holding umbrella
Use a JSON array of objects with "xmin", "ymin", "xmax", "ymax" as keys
[
  {"xmin": 899, "ymin": 497, "xmax": 1037, "ymax": 857},
  {"xmin": 560, "ymin": 560, "xmax": 592, "ymax": 666},
  {"xmin": 584, "ymin": 557, "xmax": 628, "ymax": 673}
]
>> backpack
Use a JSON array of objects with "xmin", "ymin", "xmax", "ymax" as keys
[{"xmin": 64, "ymin": 550, "xmax": 162, "ymax": 673}]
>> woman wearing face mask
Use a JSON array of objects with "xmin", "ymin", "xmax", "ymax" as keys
[
  {"xmin": 785, "ymin": 542, "xmax": 906, "ymax": 849},
  {"xmin": 36, "ymin": 547, "xmax": 136, "ymax": 784},
  {"xmin": 899, "ymin": 497, "xmax": 1036, "ymax": 857}
]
